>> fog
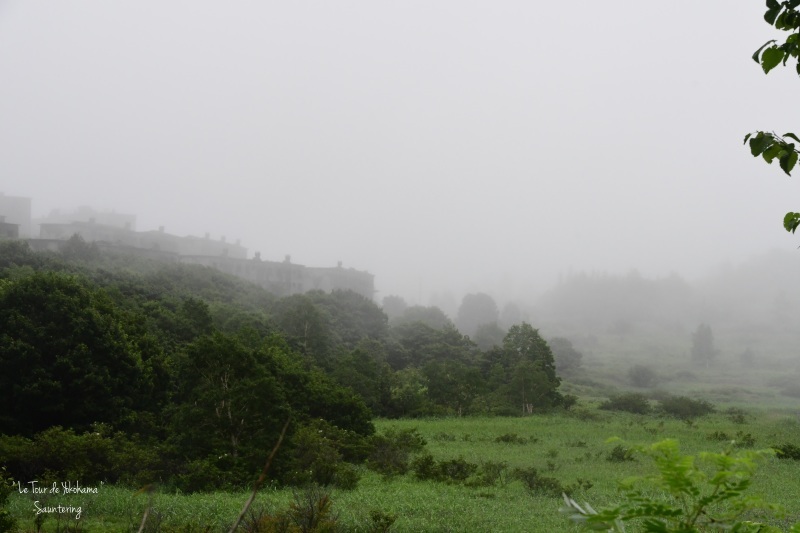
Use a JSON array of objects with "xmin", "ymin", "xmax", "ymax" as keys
[{"xmin": 2, "ymin": 1, "xmax": 800, "ymax": 304}]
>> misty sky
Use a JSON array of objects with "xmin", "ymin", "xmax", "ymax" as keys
[{"xmin": 2, "ymin": 1, "xmax": 800, "ymax": 304}]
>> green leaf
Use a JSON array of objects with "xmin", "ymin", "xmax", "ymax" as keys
[
  {"xmin": 749, "ymin": 132, "xmax": 774, "ymax": 156},
  {"xmin": 762, "ymin": 46, "xmax": 785, "ymax": 73},
  {"xmin": 762, "ymin": 143, "xmax": 782, "ymax": 163},
  {"xmin": 783, "ymin": 132, "xmax": 800, "ymax": 143},
  {"xmin": 766, "ymin": 6, "xmax": 782, "ymax": 25},
  {"xmin": 767, "ymin": 0, "xmax": 780, "ymax": 9},
  {"xmin": 744, "ymin": 133, "xmax": 753, "ymax": 144},
  {"xmin": 780, "ymin": 149, "xmax": 798, "ymax": 174},
  {"xmin": 783, "ymin": 212, "xmax": 800, "ymax": 233},
  {"xmin": 753, "ymin": 40, "xmax": 777, "ymax": 63},
  {"xmin": 775, "ymin": 10, "xmax": 789, "ymax": 29}
]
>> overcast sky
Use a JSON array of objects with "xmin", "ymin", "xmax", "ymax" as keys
[{"xmin": 2, "ymin": 1, "xmax": 799, "ymax": 304}]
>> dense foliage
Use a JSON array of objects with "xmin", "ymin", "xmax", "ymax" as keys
[{"xmin": 0, "ymin": 241, "xmax": 569, "ymax": 491}]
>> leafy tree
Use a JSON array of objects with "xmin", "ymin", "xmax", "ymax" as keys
[
  {"xmin": 473, "ymin": 322, "xmax": 506, "ymax": 351},
  {"xmin": 456, "ymin": 292, "xmax": 498, "ymax": 337},
  {"xmin": 381, "ymin": 295, "xmax": 408, "ymax": 320},
  {"xmin": 271, "ymin": 293, "xmax": 332, "ymax": 366},
  {"xmin": 0, "ymin": 272, "xmax": 150, "ymax": 436},
  {"xmin": 422, "ymin": 359, "xmax": 483, "ymax": 416},
  {"xmin": 168, "ymin": 332, "xmax": 288, "ymax": 464},
  {"xmin": 482, "ymin": 323, "xmax": 563, "ymax": 413},
  {"xmin": 61, "ymin": 233, "xmax": 100, "ymax": 262},
  {"xmin": 549, "ymin": 337, "xmax": 584, "ymax": 377},
  {"xmin": 308, "ymin": 289, "xmax": 388, "ymax": 349},
  {"xmin": 748, "ymin": 0, "xmax": 800, "ymax": 233},
  {"xmin": 691, "ymin": 323, "xmax": 716, "ymax": 368},
  {"xmin": 331, "ymin": 339, "xmax": 393, "ymax": 416},
  {"xmin": 0, "ymin": 240, "xmax": 44, "ymax": 270},
  {"xmin": 388, "ymin": 368, "xmax": 430, "ymax": 417},
  {"xmin": 391, "ymin": 304, "xmax": 454, "ymax": 329}
]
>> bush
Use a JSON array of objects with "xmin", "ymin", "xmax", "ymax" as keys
[
  {"xmin": 437, "ymin": 457, "xmax": 478, "ymax": 483},
  {"xmin": 606, "ymin": 444, "xmax": 635, "ymax": 463},
  {"xmin": 0, "ymin": 426, "xmax": 165, "ymax": 487},
  {"xmin": 494, "ymin": 433, "xmax": 528, "ymax": 444},
  {"xmin": 512, "ymin": 466, "xmax": 565, "ymax": 497},
  {"xmin": 658, "ymin": 396, "xmax": 714, "ymax": 419},
  {"xmin": 773, "ymin": 443, "xmax": 800, "ymax": 460},
  {"xmin": 562, "ymin": 439, "xmax": 788, "ymax": 532},
  {"xmin": 286, "ymin": 421, "xmax": 363, "ymax": 489},
  {"xmin": 247, "ymin": 485, "xmax": 339, "ymax": 532},
  {"xmin": 724, "ymin": 407, "xmax": 747, "ymax": 424},
  {"xmin": 410, "ymin": 453, "xmax": 440, "ymax": 481},
  {"xmin": 599, "ymin": 393, "xmax": 651, "ymax": 414},
  {"xmin": 466, "ymin": 460, "xmax": 509, "ymax": 487},
  {"xmin": 367, "ymin": 428, "xmax": 426, "ymax": 477},
  {"xmin": 410, "ymin": 454, "xmax": 478, "ymax": 484}
]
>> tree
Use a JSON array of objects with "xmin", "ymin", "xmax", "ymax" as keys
[
  {"xmin": 691, "ymin": 323, "xmax": 716, "ymax": 368},
  {"xmin": 168, "ymin": 332, "xmax": 288, "ymax": 465},
  {"xmin": 482, "ymin": 323, "xmax": 563, "ymax": 413},
  {"xmin": 381, "ymin": 295, "xmax": 408, "ymax": 321},
  {"xmin": 0, "ymin": 272, "xmax": 149, "ymax": 436},
  {"xmin": 308, "ymin": 289, "xmax": 388, "ymax": 349},
  {"xmin": 549, "ymin": 337, "xmax": 584, "ymax": 377},
  {"xmin": 271, "ymin": 293, "xmax": 332, "ymax": 366},
  {"xmin": 473, "ymin": 322, "xmax": 507, "ymax": 351},
  {"xmin": 748, "ymin": 0, "xmax": 800, "ymax": 233},
  {"xmin": 456, "ymin": 292, "xmax": 498, "ymax": 337},
  {"xmin": 331, "ymin": 339, "xmax": 393, "ymax": 416},
  {"xmin": 392, "ymin": 305, "xmax": 454, "ymax": 330}
]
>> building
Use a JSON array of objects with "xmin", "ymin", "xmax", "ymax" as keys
[
  {"xmin": 28, "ymin": 212, "xmax": 375, "ymax": 299},
  {"xmin": 0, "ymin": 193, "xmax": 32, "ymax": 237},
  {"xmin": 0, "ymin": 216, "xmax": 19, "ymax": 239},
  {"xmin": 35, "ymin": 206, "xmax": 136, "ymax": 231}
]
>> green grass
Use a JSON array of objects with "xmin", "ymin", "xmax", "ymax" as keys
[{"xmin": 7, "ymin": 408, "xmax": 800, "ymax": 532}]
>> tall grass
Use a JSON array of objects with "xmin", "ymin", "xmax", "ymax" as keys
[{"xmin": 7, "ymin": 408, "xmax": 800, "ymax": 532}]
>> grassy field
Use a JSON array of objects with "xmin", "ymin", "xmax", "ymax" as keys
[{"xmin": 6, "ymin": 404, "xmax": 800, "ymax": 532}]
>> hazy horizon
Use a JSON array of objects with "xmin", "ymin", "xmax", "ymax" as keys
[{"xmin": 3, "ymin": 1, "xmax": 800, "ymax": 305}]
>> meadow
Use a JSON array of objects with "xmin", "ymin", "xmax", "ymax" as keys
[{"xmin": 6, "ymin": 398, "xmax": 800, "ymax": 532}]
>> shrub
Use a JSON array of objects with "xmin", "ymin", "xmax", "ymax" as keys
[
  {"xmin": 410, "ymin": 453, "xmax": 439, "ymax": 481},
  {"xmin": 0, "ymin": 426, "xmax": 165, "ymax": 488},
  {"xmin": 773, "ymin": 443, "xmax": 800, "ymax": 460},
  {"xmin": 247, "ymin": 485, "xmax": 339, "ymax": 532},
  {"xmin": 494, "ymin": 433, "xmax": 528, "ymax": 444},
  {"xmin": 410, "ymin": 454, "xmax": 478, "ymax": 484},
  {"xmin": 285, "ymin": 421, "xmax": 363, "ymax": 489},
  {"xmin": 512, "ymin": 467, "xmax": 565, "ymax": 497},
  {"xmin": 437, "ymin": 457, "xmax": 478, "ymax": 483},
  {"xmin": 562, "ymin": 439, "xmax": 787, "ymax": 532},
  {"xmin": 368, "ymin": 510, "xmax": 396, "ymax": 533},
  {"xmin": 606, "ymin": 445, "xmax": 635, "ymax": 463},
  {"xmin": 599, "ymin": 393, "xmax": 651, "ymax": 415},
  {"xmin": 658, "ymin": 396, "xmax": 714, "ymax": 419},
  {"xmin": 466, "ymin": 460, "xmax": 509, "ymax": 487},
  {"xmin": 707, "ymin": 431, "xmax": 730, "ymax": 441},
  {"xmin": 725, "ymin": 407, "xmax": 747, "ymax": 424},
  {"xmin": 367, "ymin": 428, "xmax": 426, "ymax": 477}
]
